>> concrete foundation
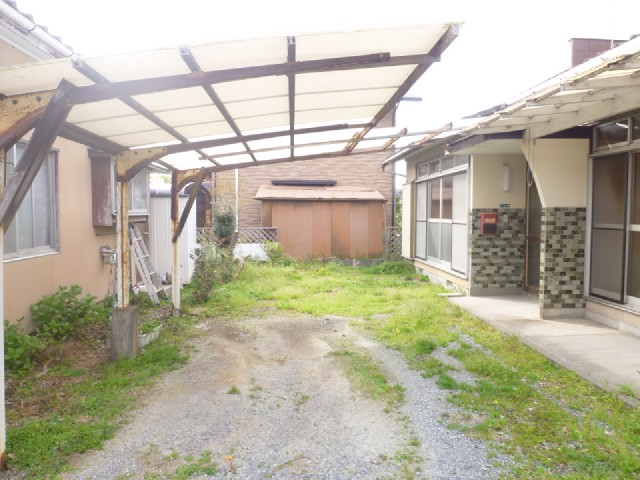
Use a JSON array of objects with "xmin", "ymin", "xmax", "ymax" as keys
[{"xmin": 111, "ymin": 307, "xmax": 139, "ymax": 360}]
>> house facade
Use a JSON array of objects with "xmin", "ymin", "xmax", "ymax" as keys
[
  {"xmin": 0, "ymin": 4, "xmax": 147, "ymax": 327},
  {"xmin": 396, "ymin": 35, "xmax": 640, "ymax": 336}
]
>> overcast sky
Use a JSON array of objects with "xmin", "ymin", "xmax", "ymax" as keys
[{"xmin": 16, "ymin": 0, "xmax": 640, "ymax": 130}]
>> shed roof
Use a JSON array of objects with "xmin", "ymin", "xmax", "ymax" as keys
[{"xmin": 255, "ymin": 185, "xmax": 386, "ymax": 201}]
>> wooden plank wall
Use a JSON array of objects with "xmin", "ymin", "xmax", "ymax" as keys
[{"xmin": 264, "ymin": 200, "xmax": 384, "ymax": 259}]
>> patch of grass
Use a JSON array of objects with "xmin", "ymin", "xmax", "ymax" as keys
[
  {"xmin": 227, "ymin": 385, "xmax": 240, "ymax": 395},
  {"xmin": 329, "ymin": 346, "xmax": 404, "ymax": 408},
  {"xmin": 208, "ymin": 260, "xmax": 640, "ymax": 479},
  {"xmin": 172, "ymin": 451, "xmax": 217, "ymax": 479},
  {"xmin": 6, "ymin": 313, "xmax": 197, "ymax": 478}
]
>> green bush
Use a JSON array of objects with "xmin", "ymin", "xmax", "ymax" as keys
[
  {"xmin": 4, "ymin": 319, "xmax": 45, "ymax": 374},
  {"xmin": 190, "ymin": 237, "xmax": 236, "ymax": 303},
  {"xmin": 263, "ymin": 241, "xmax": 289, "ymax": 266},
  {"xmin": 213, "ymin": 211, "xmax": 236, "ymax": 242},
  {"xmin": 30, "ymin": 285, "xmax": 109, "ymax": 342}
]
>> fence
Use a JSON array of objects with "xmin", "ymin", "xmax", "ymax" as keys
[
  {"xmin": 236, "ymin": 227, "xmax": 279, "ymax": 244},
  {"xmin": 386, "ymin": 227, "xmax": 402, "ymax": 257}
]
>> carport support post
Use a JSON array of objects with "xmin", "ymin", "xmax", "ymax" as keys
[
  {"xmin": 0, "ymin": 149, "xmax": 6, "ymax": 469},
  {"xmin": 171, "ymin": 172, "xmax": 181, "ymax": 311},
  {"xmin": 112, "ymin": 177, "xmax": 139, "ymax": 360}
]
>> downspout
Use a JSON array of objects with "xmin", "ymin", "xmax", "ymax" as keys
[{"xmin": 0, "ymin": 2, "xmax": 73, "ymax": 57}]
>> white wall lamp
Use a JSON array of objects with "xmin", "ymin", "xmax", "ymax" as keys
[{"xmin": 502, "ymin": 164, "xmax": 511, "ymax": 192}]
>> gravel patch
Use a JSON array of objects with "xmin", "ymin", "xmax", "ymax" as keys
[{"xmin": 60, "ymin": 314, "xmax": 511, "ymax": 479}]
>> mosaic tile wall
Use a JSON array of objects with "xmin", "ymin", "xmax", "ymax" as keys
[
  {"xmin": 540, "ymin": 207, "xmax": 586, "ymax": 310},
  {"xmin": 470, "ymin": 209, "xmax": 526, "ymax": 289}
]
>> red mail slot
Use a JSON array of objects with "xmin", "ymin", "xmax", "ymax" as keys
[{"xmin": 480, "ymin": 212, "xmax": 497, "ymax": 236}]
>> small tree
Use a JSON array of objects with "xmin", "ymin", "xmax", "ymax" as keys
[{"xmin": 212, "ymin": 177, "xmax": 236, "ymax": 246}]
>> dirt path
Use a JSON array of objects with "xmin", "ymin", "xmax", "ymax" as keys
[{"xmin": 62, "ymin": 314, "xmax": 506, "ymax": 479}]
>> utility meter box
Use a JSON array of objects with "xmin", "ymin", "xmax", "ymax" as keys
[{"xmin": 480, "ymin": 212, "xmax": 498, "ymax": 236}]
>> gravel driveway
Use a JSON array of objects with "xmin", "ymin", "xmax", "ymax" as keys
[{"xmin": 62, "ymin": 314, "xmax": 509, "ymax": 479}]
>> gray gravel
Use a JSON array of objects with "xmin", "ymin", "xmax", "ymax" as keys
[{"xmin": 59, "ymin": 314, "xmax": 511, "ymax": 479}]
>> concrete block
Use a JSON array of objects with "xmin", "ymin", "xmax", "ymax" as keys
[{"xmin": 111, "ymin": 306, "xmax": 139, "ymax": 360}]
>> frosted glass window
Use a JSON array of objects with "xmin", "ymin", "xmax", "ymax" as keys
[
  {"xmin": 441, "ymin": 223, "xmax": 452, "ymax": 262},
  {"xmin": 596, "ymin": 120, "xmax": 629, "ymax": 148},
  {"xmin": 590, "ymin": 229, "xmax": 624, "ymax": 300},
  {"xmin": 416, "ymin": 182, "xmax": 427, "ymax": 221},
  {"xmin": 129, "ymin": 170, "xmax": 149, "ymax": 212},
  {"xmin": 428, "ymin": 222, "xmax": 440, "ymax": 258},
  {"xmin": 452, "ymin": 173, "xmax": 467, "ymax": 223},
  {"xmin": 4, "ymin": 144, "xmax": 58, "ymax": 259},
  {"xmin": 628, "ymin": 232, "xmax": 640, "ymax": 298}
]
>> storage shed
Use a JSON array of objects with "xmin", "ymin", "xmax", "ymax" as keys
[{"xmin": 256, "ymin": 185, "xmax": 386, "ymax": 259}]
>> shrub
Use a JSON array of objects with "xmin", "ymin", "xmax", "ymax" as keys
[
  {"xmin": 263, "ymin": 241, "xmax": 289, "ymax": 266},
  {"xmin": 4, "ymin": 319, "xmax": 45, "ymax": 374},
  {"xmin": 30, "ymin": 285, "xmax": 109, "ymax": 342},
  {"xmin": 190, "ymin": 237, "xmax": 237, "ymax": 303}
]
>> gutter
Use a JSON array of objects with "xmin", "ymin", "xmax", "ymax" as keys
[{"xmin": 0, "ymin": 2, "xmax": 72, "ymax": 57}]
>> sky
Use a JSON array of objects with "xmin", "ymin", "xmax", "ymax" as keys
[{"xmin": 13, "ymin": 0, "xmax": 640, "ymax": 160}]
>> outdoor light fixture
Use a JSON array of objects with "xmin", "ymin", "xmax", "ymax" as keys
[{"xmin": 502, "ymin": 164, "xmax": 511, "ymax": 192}]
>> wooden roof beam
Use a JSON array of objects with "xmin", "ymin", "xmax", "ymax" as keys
[
  {"xmin": 381, "ymin": 128, "xmax": 407, "ymax": 149},
  {"xmin": 179, "ymin": 47, "xmax": 255, "ymax": 163},
  {"xmin": 164, "ymin": 122, "xmax": 369, "ymax": 155},
  {"xmin": 72, "ymin": 57, "xmax": 216, "ymax": 166},
  {"xmin": 67, "ymin": 52, "xmax": 442, "ymax": 105},
  {"xmin": 287, "ymin": 36, "xmax": 296, "ymax": 158},
  {"xmin": 0, "ymin": 91, "xmax": 55, "ymax": 151},
  {"xmin": 344, "ymin": 25, "xmax": 456, "ymax": 153},
  {"xmin": 0, "ymin": 80, "xmax": 73, "ymax": 226}
]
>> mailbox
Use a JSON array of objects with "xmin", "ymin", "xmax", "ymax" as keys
[{"xmin": 480, "ymin": 212, "xmax": 497, "ymax": 236}]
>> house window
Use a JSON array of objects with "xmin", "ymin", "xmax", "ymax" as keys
[
  {"xmin": 128, "ymin": 169, "xmax": 149, "ymax": 214},
  {"xmin": 589, "ymin": 113, "xmax": 640, "ymax": 306},
  {"xmin": 415, "ymin": 156, "xmax": 468, "ymax": 274},
  {"xmin": 3, "ymin": 143, "xmax": 58, "ymax": 259}
]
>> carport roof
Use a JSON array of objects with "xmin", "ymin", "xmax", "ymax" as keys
[{"xmin": 0, "ymin": 23, "xmax": 460, "ymax": 172}]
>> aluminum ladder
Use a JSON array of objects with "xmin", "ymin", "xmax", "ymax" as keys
[{"xmin": 129, "ymin": 223, "xmax": 167, "ymax": 304}]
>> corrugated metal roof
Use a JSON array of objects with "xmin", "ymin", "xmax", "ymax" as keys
[
  {"xmin": 255, "ymin": 185, "xmax": 386, "ymax": 201},
  {"xmin": 0, "ymin": 23, "xmax": 461, "ymax": 174},
  {"xmin": 384, "ymin": 34, "xmax": 640, "ymax": 159}
]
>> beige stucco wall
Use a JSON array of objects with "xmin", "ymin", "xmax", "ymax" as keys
[
  {"xmin": 3, "ymin": 137, "xmax": 115, "ymax": 327},
  {"xmin": 0, "ymin": 38, "xmax": 31, "ymax": 65},
  {"xmin": 470, "ymin": 154, "xmax": 527, "ymax": 209},
  {"xmin": 522, "ymin": 138, "xmax": 589, "ymax": 208}
]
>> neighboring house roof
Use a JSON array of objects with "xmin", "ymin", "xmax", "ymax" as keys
[
  {"xmin": 383, "ymin": 34, "xmax": 640, "ymax": 165},
  {"xmin": 255, "ymin": 185, "xmax": 386, "ymax": 202},
  {"xmin": 0, "ymin": 0, "xmax": 73, "ymax": 59}
]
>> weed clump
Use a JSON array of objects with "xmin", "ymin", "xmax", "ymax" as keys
[
  {"xmin": 30, "ymin": 284, "xmax": 109, "ymax": 343},
  {"xmin": 366, "ymin": 261, "xmax": 415, "ymax": 275}
]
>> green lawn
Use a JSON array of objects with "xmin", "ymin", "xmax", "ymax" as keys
[
  {"xmin": 194, "ymin": 261, "xmax": 640, "ymax": 479},
  {"xmin": 7, "ymin": 260, "xmax": 640, "ymax": 479}
]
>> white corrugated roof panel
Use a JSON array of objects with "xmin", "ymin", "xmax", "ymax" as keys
[
  {"xmin": 0, "ymin": 23, "xmax": 460, "ymax": 172},
  {"xmin": 296, "ymin": 24, "xmax": 449, "ymax": 61}
]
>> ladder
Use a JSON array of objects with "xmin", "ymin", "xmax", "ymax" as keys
[{"xmin": 129, "ymin": 223, "xmax": 167, "ymax": 304}]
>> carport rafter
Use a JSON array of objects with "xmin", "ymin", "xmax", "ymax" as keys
[
  {"xmin": 179, "ymin": 46, "xmax": 254, "ymax": 163},
  {"xmin": 344, "ymin": 24, "xmax": 458, "ymax": 153},
  {"xmin": 72, "ymin": 57, "xmax": 216, "ymax": 166},
  {"xmin": 0, "ymin": 81, "xmax": 73, "ymax": 227},
  {"xmin": 65, "ymin": 52, "xmax": 439, "ymax": 105},
  {"xmin": 287, "ymin": 36, "xmax": 296, "ymax": 158}
]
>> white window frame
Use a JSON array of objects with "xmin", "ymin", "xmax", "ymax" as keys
[{"xmin": 414, "ymin": 155, "xmax": 469, "ymax": 275}]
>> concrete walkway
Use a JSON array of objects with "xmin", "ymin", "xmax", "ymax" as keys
[{"xmin": 449, "ymin": 295, "xmax": 640, "ymax": 399}]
